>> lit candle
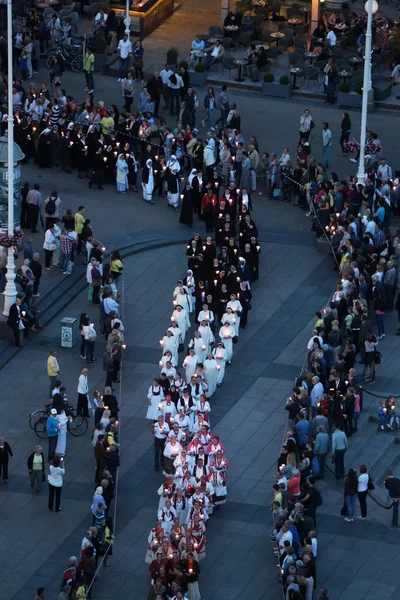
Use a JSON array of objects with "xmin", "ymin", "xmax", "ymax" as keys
[
  {"xmin": 159, "ymin": 360, "xmax": 163, "ymax": 367},
  {"xmin": 122, "ymin": 344, "xmax": 126, "ymax": 350},
  {"xmin": 160, "ymin": 340, "xmax": 164, "ymax": 345},
  {"xmin": 201, "ymin": 345, "xmax": 206, "ymax": 350},
  {"xmin": 232, "ymin": 318, "xmax": 236, "ymax": 324}
]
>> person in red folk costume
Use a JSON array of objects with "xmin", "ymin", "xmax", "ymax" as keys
[
  {"xmin": 158, "ymin": 498, "xmax": 177, "ymax": 535},
  {"xmin": 206, "ymin": 435, "xmax": 226, "ymax": 459},
  {"xmin": 209, "ymin": 449, "xmax": 230, "ymax": 506},
  {"xmin": 157, "ymin": 475, "xmax": 176, "ymax": 510}
]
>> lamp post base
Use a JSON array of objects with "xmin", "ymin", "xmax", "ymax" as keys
[{"xmin": 2, "ymin": 247, "xmax": 17, "ymax": 317}]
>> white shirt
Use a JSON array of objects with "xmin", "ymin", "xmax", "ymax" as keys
[
  {"xmin": 307, "ymin": 335, "xmax": 323, "ymax": 350},
  {"xmin": 358, "ymin": 473, "xmax": 369, "ymax": 492},
  {"xmin": 48, "ymin": 465, "xmax": 65, "ymax": 487},
  {"xmin": 103, "ymin": 297, "xmax": 119, "ymax": 314},
  {"xmin": 77, "ymin": 374, "xmax": 88, "ymax": 394},
  {"xmin": 118, "ymin": 39, "xmax": 132, "ymax": 59},
  {"xmin": 322, "ymin": 129, "xmax": 332, "ymax": 147},
  {"xmin": 327, "ymin": 30, "xmax": 337, "ymax": 46},
  {"xmin": 160, "ymin": 68, "xmax": 173, "ymax": 84},
  {"xmin": 168, "ymin": 74, "xmax": 184, "ymax": 90}
]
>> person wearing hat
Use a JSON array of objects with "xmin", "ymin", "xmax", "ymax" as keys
[{"xmin": 46, "ymin": 408, "xmax": 59, "ymax": 462}]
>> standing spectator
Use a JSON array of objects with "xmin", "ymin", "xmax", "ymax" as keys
[
  {"xmin": 84, "ymin": 47, "xmax": 95, "ymax": 92},
  {"xmin": 46, "ymin": 408, "xmax": 59, "ymax": 462},
  {"xmin": 0, "ymin": 437, "xmax": 13, "ymax": 482},
  {"xmin": 77, "ymin": 368, "xmax": 90, "ymax": 417},
  {"xmin": 121, "ymin": 71, "xmax": 134, "ymax": 112},
  {"xmin": 343, "ymin": 467, "xmax": 358, "ymax": 522},
  {"xmin": 357, "ymin": 464, "xmax": 369, "ymax": 520},
  {"xmin": 160, "ymin": 63, "xmax": 173, "ymax": 109},
  {"xmin": 48, "ymin": 456, "xmax": 64, "ymax": 512},
  {"xmin": 94, "ymin": 433, "xmax": 105, "ymax": 484},
  {"xmin": 103, "ymin": 346, "xmax": 114, "ymax": 388},
  {"xmin": 48, "ymin": 13, "xmax": 62, "ymax": 47},
  {"xmin": 43, "ymin": 224, "xmax": 58, "ymax": 270},
  {"xmin": 27, "ymin": 445, "xmax": 46, "ymax": 493},
  {"xmin": 26, "ymin": 183, "xmax": 42, "ymax": 233},
  {"xmin": 31, "ymin": 252, "xmax": 42, "ymax": 296},
  {"xmin": 61, "ymin": 228, "xmax": 73, "ymax": 275},
  {"xmin": 47, "ymin": 349, "xmax": 60, "ymax": 400},
  {"xmin": 322, "ymin": 122, "xmax": 332, "ymax": 169},
  {"xmin": 7, "ymin": 297, "xmax": 24, "ymax": 347},
  {"xmin": 332, "ymin": 423, "xmax": 348, "ymax": 481},
  {"xmin": 132, "ymin": 39, "xmax": 144, "ymax": 82},
  {"xmin": 74, "ymin": 205, "xmax": 85, "ymax": 255},
  {"xmin": 168, "ymin": 72, "xmax": 184, "ymax": 117},
  {"xmin": 117, "ymin": 33, "xmax": 132, "ymax": 82},
  {"xmin": 339, "ymin": 112, "xmax": 351, "ymax": 156},
  {"xmin": 313, "ymin": 426, "xmax": 329, "ymax": 479}
]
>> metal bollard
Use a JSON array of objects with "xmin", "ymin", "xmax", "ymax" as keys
[{"xmin": 392, "ymin": 499, "xmax": 399, "ymax": 528}]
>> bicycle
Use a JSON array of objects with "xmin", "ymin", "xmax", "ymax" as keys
[
  {"xmin": 46, "ymin": 42, "xmax": 83, "ymax": 72},
  {"xmin": 29, "ymin": 403, "xmax": 89, "ymax": 439}
]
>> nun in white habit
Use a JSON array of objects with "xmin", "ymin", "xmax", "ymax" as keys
[
  {"xmin": 203, "ymin": 353, "xmax": 218, "ymax": 398},
  {"xmin": 227, "ymin": 294, "xmax": 243, "ymax": 336},
  {"xmin": 198, "ymin": 320, "xmax": 215, "ymax": 353},
  {"xmin": 197, "ymin": 304, "xmax": 214, "ymax": 327},
  {"xmin": 188, "ymin": 331, "xmax": 207, "ymax": 364},
  {"xmin": 160, "ymin": 330, "xmax": 179, "ymax": 364},
  {"xmin": 221, "ymin": 307, "xmax": 237, "ymax": 337},
  {"xmin": 219, "ymin": 322, "xmax": 235, "ymax": 364},
  {"xmin": 183, "ymin": 349, "xmax": 198, "ymax": 384},
  {"xmin": 173, "ymin": 280, "xmax": 189, "ymax": 299},
  {"xmin": 142, "ymin": 158, "xmax": 154, "ymax": 203},
  {"xmin": 166, "ymin": 154, "xmax": 181, "ymax": 173},
  {"xmin": 167, "ymin": 169, "xmax": 181, "ymax": 211},
  {"xmin": 171, "ymin": 304, "xmax": 190, "ymax": 346},
  {"xmin": 116, "ymin": 153, "xmax": 129, "ymax": 193},
  {"xmin": 174, "ymin": 288, "xmax": 191, "ymax": 315},
  {"xmin": 184, "ymin": 269, "xmax": 196, "ymax": 312},
  {"xmin": 159, "ymin": 350, "xmax": 176, "ymax": 370},
  {"xmin": 167, "ymin": 321, "xmax": 181, "ymax": 363},
  {"xmin": 213, "ymin": 343, "xmax": 227, "ymax": 385}
]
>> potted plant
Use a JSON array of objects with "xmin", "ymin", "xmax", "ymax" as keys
[
  {"xmin": 262, "ymin": 72, "xmax": 292, "ymax": 99},
  {"xmin": 338, "ymin": 81, "xmax": 362, "ymax": 108},
  {"xmin": 166, "ymin": 46, "xmax": 178, "ymax": 67},
  {"xmin": 188, "ymin": 61, "xmax": 207, "ymax": 86}
]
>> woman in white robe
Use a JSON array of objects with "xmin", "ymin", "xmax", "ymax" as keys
[
  {"xmin": 174, "ymin": 288, "xmax": 191, "ymax": 315},
  {"xmin": 219, "ymin": 322, "xmax": 235, "ymax": 364},
  {"xmin": 172, "ymin": 487, "xmax": 188, "ymax": 526},
  {"xmin": 197, "ymin": 305, "xmax": 214, "ymax": 327},
  {"xmin": 160, "ymin": 397, "xmax": 177, "ymax": 427},
  {"xmin": 116, "ymin": 154, "xmax": 129, "ymax": 193},
  {"xmin": 172, "ymin": 305, "xmax": 190, "ymax": 346},
  {"xmin": 159, "ymin": 350, "xmax": 176, "ymax": 370},
  {"xmin": 158, "ymin": 499, "xmax": 177, "ymax": 534},
  {"xmin": 198, "ymin": 321, "xmax": 214, "ymax": 353},
  {"xmin": 146, "ymin": 379, "xmax": 165, "ymax": 421},
  {"xmin": 188, "ymin": 331, "xmax": 207, "ymax": 364},
  {"xmin": 227, "ymin": 295, "xmax": 243, "ymax": 336},
  {"xmin": 184, "ymin": 269, "xmax": 196, "ymax": 312},
  {"xmin": 212, "ymin": 343, "xmax": 227, "ymax": 385},
  {"xmin": 203, "ymin": 353, "xmax": 218, "ymax": 398},
  {"xmin": 160, "ymin": 330, "xmax": 179, "ymax": 365},
  {"xmin": 173, "ymin": 281, "xmax": 189, "ymax": 300},
  {"xmin": 142, "ymin": 158, "xmax": 154, "ymax": 203},
  {"xmin": 221, "ymin": 307, "xmax": 237, "ymax": 339},
  {"xmin": 56, "ymin": 410, "xmax": 69, "ymax": 455},
  {"xmin": 183, "ymin": 349, "xmax": 198, "ymax": 384}
]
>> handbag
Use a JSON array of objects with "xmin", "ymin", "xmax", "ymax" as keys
[
  {"xmin": 340, "ymin": 502, "xmax": 348, "ymax": 516},
  {"xmin": 273, "ymin": 187, "xmax": 282, "ymax": 198},
  {"xmin": 368, "ymin": 477, "xmax": 375, "ymax": 491},
  {"xmin": 375, "ymin": 350, "xmax": 381, "ymax": 364}
]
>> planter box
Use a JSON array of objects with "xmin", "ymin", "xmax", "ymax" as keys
[
  {"xmin": 338, "ymin": 91, "xmax": 362, "ymax": 108},
  {"xmin": 262, "ymin": 82, "xmax": 292, "ymax": 99},
  {"xmin": 188, "ymin": 69, "xmax": 207, "ymax": 87}
]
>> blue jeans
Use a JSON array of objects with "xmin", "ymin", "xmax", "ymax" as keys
[
  {"xmin": 204, "ymin": 107, "xmax": 214, "ymax": 127},
  {"xmin": 169, "ymin": 88, "xmax": 180, "ymax": 115},
  {"xmin": 62, "ymin": 252, "xmax": 71, "ymax": 273},
  {"xmin": 346, "ymin": 493, "xmax": 357, "ymax": 519},
  {"xmin": 119, "ymin": 56, "xmax": 130, "ymax": 79},
  {"xmin": 376, "ymin": 313, "xmax": 385, "ymax": 336},
  {"xmin": 334, "ymin": 449, "xmax": 345, "ymax": 479},
  {"xmin": 322, "ymin": 144, "xmax": 331, "ymax": 168}
]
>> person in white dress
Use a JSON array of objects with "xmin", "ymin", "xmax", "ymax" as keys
[
  {"xmin": 197, "ymin": 304, "xmax": 214, "ymax": 328},
  {"xmin": 142, "ymin": 158, "xmax": 154, "ymax": 202},
  {"xmin": 184, "ymin": 269, "xmax": 196, "ymax": 312},
  {"xmin": 227, "ymin": 294, "xmax": 243, "ymax": 336},
  {"xmin": 159, "ymin": 350, "xmax": 176, "ymax": 370},
  {"xmin": 188, "ymin": 331, "xmax": 207, "ymax": 364},
  {"xmin": 55, "ymin": 409, "xmax": 70, "ymax": 455},
  {"xmin": 146, "ymin": 379, "xmax": 165, "ymax": 421},
  {"xmin": 171, "ymin": 305, "xmax": 190, "ymax": 346},
  {"xmin": 203, "ymin": 353, "xmax": 218, "ymax": 398},
  {"xmin": 195, "ymin": 394, "xmax": 211, "ymax": 425},
  {"xmin": 172, "ymin": 487, "xmax": 188, "ymax": 526},
  {"xmin": 173, "ymin": 280, "xmax": 189, "ymax": 299},
  {"xmin": 212, "ymin": 342, "xmax": 227, "ymax": 386},
  {"xmin": 160, "ymin": 394, "xmax": 177, "ymax": 427},
  {"xmin": 174, "ymin": 288, "xmax": 191, "ymax": 315},
  {"xmin": 221, "ymin": 307, "xmax": 237, "ymax": 337},
  {"xmin": 157, "ymin": 499, "xmax": 177, "ymax": 534},
  {"xmin": 198, "ymin": 321, "xmax": 215, "ymax": 353},
  {"xmin": 160, "ymin": 330, "xmax": 179, "ymax": 365},
  {"xmin": 219, "ymin": 322, "xmax": 235, "ymax": 364},
  {"xmin": 183, "ymin": 349, "xmax": 198, "ymax": 384},
  {"xmin": 161, "ymin": 361, "xmax": 177, "ymax": 382}
]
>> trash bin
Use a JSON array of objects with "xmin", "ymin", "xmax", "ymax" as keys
[{"xmin": 60, "ymin": 317, "xmax": 77, "ymax": 348}]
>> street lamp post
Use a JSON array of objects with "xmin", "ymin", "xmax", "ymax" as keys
[
  {"xmin": 124, "ymin": 0, "xmax": 131, "ymax": 35},
  {"xmin": 2, "ymin": 0, "xmax": 16, "ymax": 317},
  {"xmin": 356, "ymin": 0, "xmax": 378, "ymax": 186}
]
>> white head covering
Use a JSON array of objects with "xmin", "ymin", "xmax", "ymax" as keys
[{"xmin": 188, "ymin": 168, "xmax": 197, "ymax": 187}]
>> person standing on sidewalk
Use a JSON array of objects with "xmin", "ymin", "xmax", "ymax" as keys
[
  {"xmin": 84, "ymin": 47, "xmax": 95, "ymax": 92},
  {"xmin": 27, "ymin": 445, "xmax": 45, "ymax": 493},
  {"xmin": 77, "ymin": 368, "xmax": 90, "ymax": 417},
  {"xmin": 343, "ymin": 467, "xmax": 358, "ymax": 522},
  {"xmin": 0, "ymin": 438, "xmax": 13, "ymax": 482},
  {"xmin": 46, "ymin": 408, "xmax": 59, "ymax": 462},
  {"xmin": 117, "ymin": 33, "xmax": 132, "ymax": 82},
  {"xmin": 26, "ymin": 183, "xmax": 42, "ymax": 233},
  {"xmin": 332, "ymin": 423, "xmax": 348, "ymax": 481},
  {"xmin": 43, "ymin": 225, "xmax": 58, "ymax": 270},
  {"xmin": 48, "ymin": 456, "xmax": 65, "ymax": 512},
  {"xmin": 357, "ymin": 464, "xmax": 370, "ymax": 520},
  {"xmin": 31, "ymin": 253, "xmax": 42, "ymax": 297},
  {"xmin": 322, "ymin": 122, "xmax": 332, "ymax": 169},
  {"xmin": 47, "ymin": 349, "xmax": 60, "ymax": 400},
  {"xmin": 313, "ymin": 426, "xmax": 329, "ymax": 479}
]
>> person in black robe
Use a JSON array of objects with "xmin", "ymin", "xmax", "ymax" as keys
[
  {"xmin": 35, "ymin": 129, "xmax": 52, "ymax": 168},
  {"xmin": 227, "ymin": 237, "xmax": 239, "ymax": 267},
  {"xmin": 243, "ymin": 244, "xmax": 257, "ymax": 282},
  {"xmin": 20, "ymin": 182, "xmax": 30, "ymax": 229},
  {"xmin": 239, "ymin": 281, "xmax": 252, "ymax": 328},
  {"xmin": 89, "ymin": 148, "xmax": 105, "ymax": 190},
  {"xmin": 77, "ymin": 135, "xmax": 90, "ymax": 179},
  {"xmin": 126, "ymin": 147, "xmax": 138, "ymax": 192},
  {"xmin": 250, "ymin": 237, "xmax": 261, "ymax": 281},
  {"xmin": 210, "ymin": 170, "xmax": 222, "ymax": 195},
  {"xmin": 217, "ymin": 284, "xmax": 229, "ymax": 321},
  {"xmin": 104, "ymin": 145, "xmax": 117, "ymax": 183},
  {"xmin": 60, "ymin": 132, "xmax": 72, "ymax": 173},
  {"xmin": 226, "ymin": 265, "xmax": 241, "ymax": 296},
  {"xmin": 191, "ymin": 172, "xmax": 202, "ymax": 214},
  {"xmin": 179, "ymin": 183, "xmax": 194, "ymax": 226},
  {"xmin": 20, "ymin": 118, "xmax": 37, "ymax": 163}
]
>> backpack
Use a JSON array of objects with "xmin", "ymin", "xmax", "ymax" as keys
[
  {"xmin": 314, "ymin": 487, "xmax": 323, "ymax": 507},
  {"xmin": 46, "ymin": 197, "xmax": 56, "ymax": 215}
]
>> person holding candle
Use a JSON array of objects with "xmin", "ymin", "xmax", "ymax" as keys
[
  {"xmin": 183, "ymin": 349, "xmax": 199, "ymax": 384},
  {"xmin": 212, "ymin": 342, "xmax": 227, "ymax": 386},
  {"xmin": 175, "ymin": 287, "xmax": 192, "ymax": 315},
  {"xmin": 172, "ymin": 304, "xmax": 191, "ymax": 347},
  {"xmin": 195, "ymin": 394, "xmax": 211, "ymax": 425},
  {"xmin": 160, "ymin": 330, "xmax": 179, "ymax": 366},
  {"xmin": 188, "ymin": 331, "xmax": 207, "ymax": 364},
  {"xmin": 218, "ymin": 322, "xmax": 234, "ymax": 364},
  {"xmin": 142, "ymin": 158, "xmax": 155, "ymax": 204},
  {"xmin": 147, "ymin": 378, "xmax": 165, "ymax": 422},
  {"xmin": 203, "ymin": 353, "xmax": 218, "ymax": 398},
  {"xmin": 181, "ymin": 552, "xmax": 201, "ymax": 599},
  {"xmin": 160, "ymin": 394, "xmax": 177, "ymax": 427}
]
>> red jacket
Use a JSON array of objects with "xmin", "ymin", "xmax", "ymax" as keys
[{"xmin": 201, "ymin": 193, "xmax": 217, "ymax": 213}]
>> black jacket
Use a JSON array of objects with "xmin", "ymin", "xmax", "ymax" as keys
[
  {"xmin": 0, "ymin": 442, "xmax": 13, "ymax": 463},
  {"xmin": 27, "ymin": 451, "xmax": 46, "ymax": 481}
]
